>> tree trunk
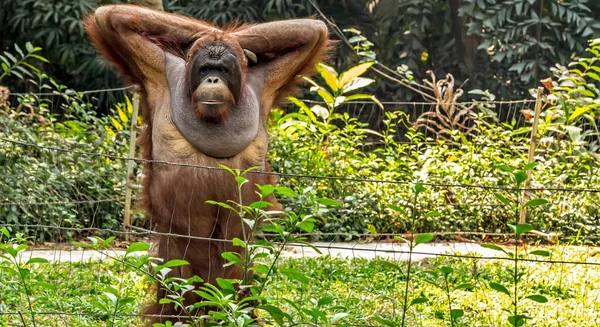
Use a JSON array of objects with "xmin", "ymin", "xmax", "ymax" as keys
[
  {"xmin": 127, "ymin": 0, "xmax": 164, "ymax": 11},
  {"xmin": 448, "ymin": 0, "xmax": 478, "ymax": 76}
]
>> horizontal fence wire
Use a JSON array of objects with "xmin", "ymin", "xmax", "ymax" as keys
[
  {"xmin": 0, "ymin": 224, "xmax": 599, "ymax": 267},
  {"xmin": 2, "ymin": 86, "xmax": 600, "ymax": 327},
  {"xmin": 2, "ymin": 137, "xmax": 598, "ymax": 193}
]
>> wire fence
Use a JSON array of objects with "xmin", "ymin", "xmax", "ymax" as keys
[{"xmin": 1, "ymin": 88, "xmax": 600, "ymax": 326}]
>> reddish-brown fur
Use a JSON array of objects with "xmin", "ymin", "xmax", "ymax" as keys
[{"xmin": 84, "ymin": 5, "xmax": 332, "ymax": 325}]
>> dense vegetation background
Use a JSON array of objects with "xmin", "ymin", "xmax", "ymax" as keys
[{"xmin": 1, "ymin": 0, "xmax": 600, "ymax": 102}]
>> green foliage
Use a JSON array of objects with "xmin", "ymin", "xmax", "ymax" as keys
[
  {"xmin": 0, "ymin": 42, "xmax": 48, "ymax": 83},
  {"xmin": 0, "ymin": 46, "xmax": 138, "ymax": 240},
  {"xmin": 0, "ymin": 0, "xmax": 123, "ymax": 95},
  {"xmin": 461, "ymin": 0, "xmax": 600, "ymax": 97},
  {"xmin": 269, "ymin": 60, "xmax": 600, "ymax": 241}
]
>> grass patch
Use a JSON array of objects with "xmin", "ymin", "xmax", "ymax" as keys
[{"xmin": 1, "ymin": 246, "xmax": 599, "ymax": 326}]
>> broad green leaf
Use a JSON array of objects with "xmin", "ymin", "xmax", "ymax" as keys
[
  {"xmin": 451, "ymin": 309, "xmax": 464, "ymax": 319},
  {"xmin": 25, "ymin": 257, "xmax": 48, "ymax": 265},
  {"xmin": 318, "ymin": 198, "xmax": 342, "ymax": 206},
  {"xmin": 522, "ymin": 162, "xmax": 537, "ymax": 171},
  {"xmin": 126, "ymin": 242, "xmax": 149, "ymax": 255},
  {"xmin": 317, "ymin": 297, "xmax": 333, "ymax": 306},
  {"xmin": 529, "ymin": 250, "xmax": 550, "ymax": 257},
  {"xmin": 439, "ymin": 266, "xmax": 453, "ymax": 275},
  {"xmin": 410, "ymin": 297, "xmax": 429, "ymax": 306},
  {"xmin": 415, "ymin": 233, "xmax": 433, "ymax": 246},
  {"xmin": 280, "ymin": 268, "xmax": 309, "ymax": 284},
  {"xmin": 215, "ymin": 278, "xmax": 236, "ymax": 291},
  {"xmin": 525, "ymin": 294, "xmax": 548, "ymax": 303},
  {"xmin": 494, "ymin": 192, "xmax": 511, "ymax": 205},
  {"xmin": 425, "ymin": 211, "xmax": 441, "ymax": 218},
  {"xmin": 232, "ymin": 237, "xmax": 246, "ymax": 248},
  {"xmin": 514, "ymin": 171, "xmax": 527, "ymax": 185},
  {"xmin": 489, "ymin": 282, "xmax": 510, "ymax": 296},
  {"xmin": 275, "ymin": 186, "xmax": 296, "ymax": 197},
  {"xmin": 484, "ymin": 243, "xmax": 509, "ymax": 254},
  {"xmin": 259, "ymin": 184, "xmax": 275, "ymax": 197},
  {"xmin": 221, "ymin": 252, "xmax": 242, "ymax": 266},
  {"xmin": 524, "ymin": 199, "xmax": 548, "ymax": 207},
  {"xmin": 508, "ymin": 314, "xmax": 528, "ymax": 327},
  {"xmin": 160, "ymin": 259, "xmax": 189, "ymax": 268},
  {"xmin": 496, "ymin": 165, "xmax": 513, "ymax": 173},
  {"xmin": 387, "ymin": 204, "xmax": 404, "ymax": 213},
  {"xmin": 338, "ymin": 62, "xmax": 374, "ymax": 88},
  {"xmin": 297, "ymin": 220, "xmax": 315, "ymax": 233},
  {"xmin": 414, "ymin": 183, "xmax": 426, "ymax": 195},
  {"xmin": 515, "ymin": 223, "xmax": 533, "ymax": 235},
  {"xmin": 568, "ymin": 106, "xmax": 591, "ymax": 123}
]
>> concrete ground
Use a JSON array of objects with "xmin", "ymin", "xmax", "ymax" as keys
[{"xmin": 14, "ymin": 241, "xmax": 506, "ymax": 263}]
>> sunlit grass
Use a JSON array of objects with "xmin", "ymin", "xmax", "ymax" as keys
[{"xmin": 1, "ymin": 245, "xmax": 599, "ymax": 327}]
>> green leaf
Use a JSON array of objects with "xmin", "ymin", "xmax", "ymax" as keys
[
  {"xmin": 126, "ymin": 242, "xmax": 149, "ymax": 255},
  {"xmin": 221, "ymin": 252, "xmax": 242, "ymax": 266},
  {"xmin": 258, "ymin": 305, "xmax": 289, "ymax": 326},
  {"xmin": 508, "ymin": 314, "xmax": 528, "ymax": 326},
  {"xmin": 297, "ymin": 220, "xmax": 315, "ymax": 233},
  {"xmin": 318, "ymin": 198, "xmax": 342, "ymax": 206},
  {"xmin": 232, "ymin": 237, "xmax": 246, "ymax": 248},
  {"xmin": 415, "ymin": 233, "xmax": 433, "ymax": 246},
  {"xmin": 275, "ymin": 186, "xmax": 296, "ymax": 197},
  {"xmin": 515, "ymin": 224, "xmax": 533, "ymax": 235},
  {"xmin": 525, "ymin": 294, "xmax": 548, "ymax": 303},
  {"xmin": 414, "ymin": 183, "xmax": 426, "ymax": 195},
  {"xmin": 317, "ymin": 297, "xmax": 333, "ymax": 306},
  {"xmin": 481, "ymin": 243, "xmax": 507, "ymax": 254},
  {"xmin": 524, "ymin": 199, "xmax": 548, "ymax": 207},
  {"xmin": 568, "ymin": 106, "xmax": 592, "ymax": 123},
  {"xmin": 522, "ymin": 162, "xmax": 537, "ymax": 171},
  {"xmin": 25, "ymin": 42, "xmax": 33, "ymax": 53},
  {"xmin": 280, "ymin": 268, "xmax": 309, "ymax": 284},
  {"xmin": 489, "ymin": 282, "xmax": 510, "ymax": 296},
  {"xmin": 25, "ymin": 257, "xmax": 49, "ymax": 265},
  {"xmin": 338, "ymin": 62, "xmax": 374, "ymax": 88},
  {"xmin": 387, "ymin": 204, "xmax": 405, "ymax": 213},
  {"xmin": 235, "ymin": 176, "xmax": 247, "ymax": 186},
  {"xmin": 529, "ymin": 250, "xmax": 550, "ymax": 257},
  {"xmin": 496, "ymin": 165, "xmax": 513, "ymax": 173},
  {"xmin": 215, "ymin": 278, "xmax": 236, "ymax": 291},
  {"xmin": 425, "ymin": 211, "xmax": 441, "ymax": 218},
  {"xmin": 494, "ymin": 192, "xmax": 511, "ymax": 205},
  {"xmin": 160, "ymin": 259, "xmax": 189, "ymax": 268},
  {"xmin": 450, "ymin": 309, "xmax": 464, "ymax": 319},
  {"xmin": 410, "ymin": 297, "xmax": 429, "ymax": 306},
  {"xmin": 514, "ymin": 171, "xmax": 527, "ymax": 185}
]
